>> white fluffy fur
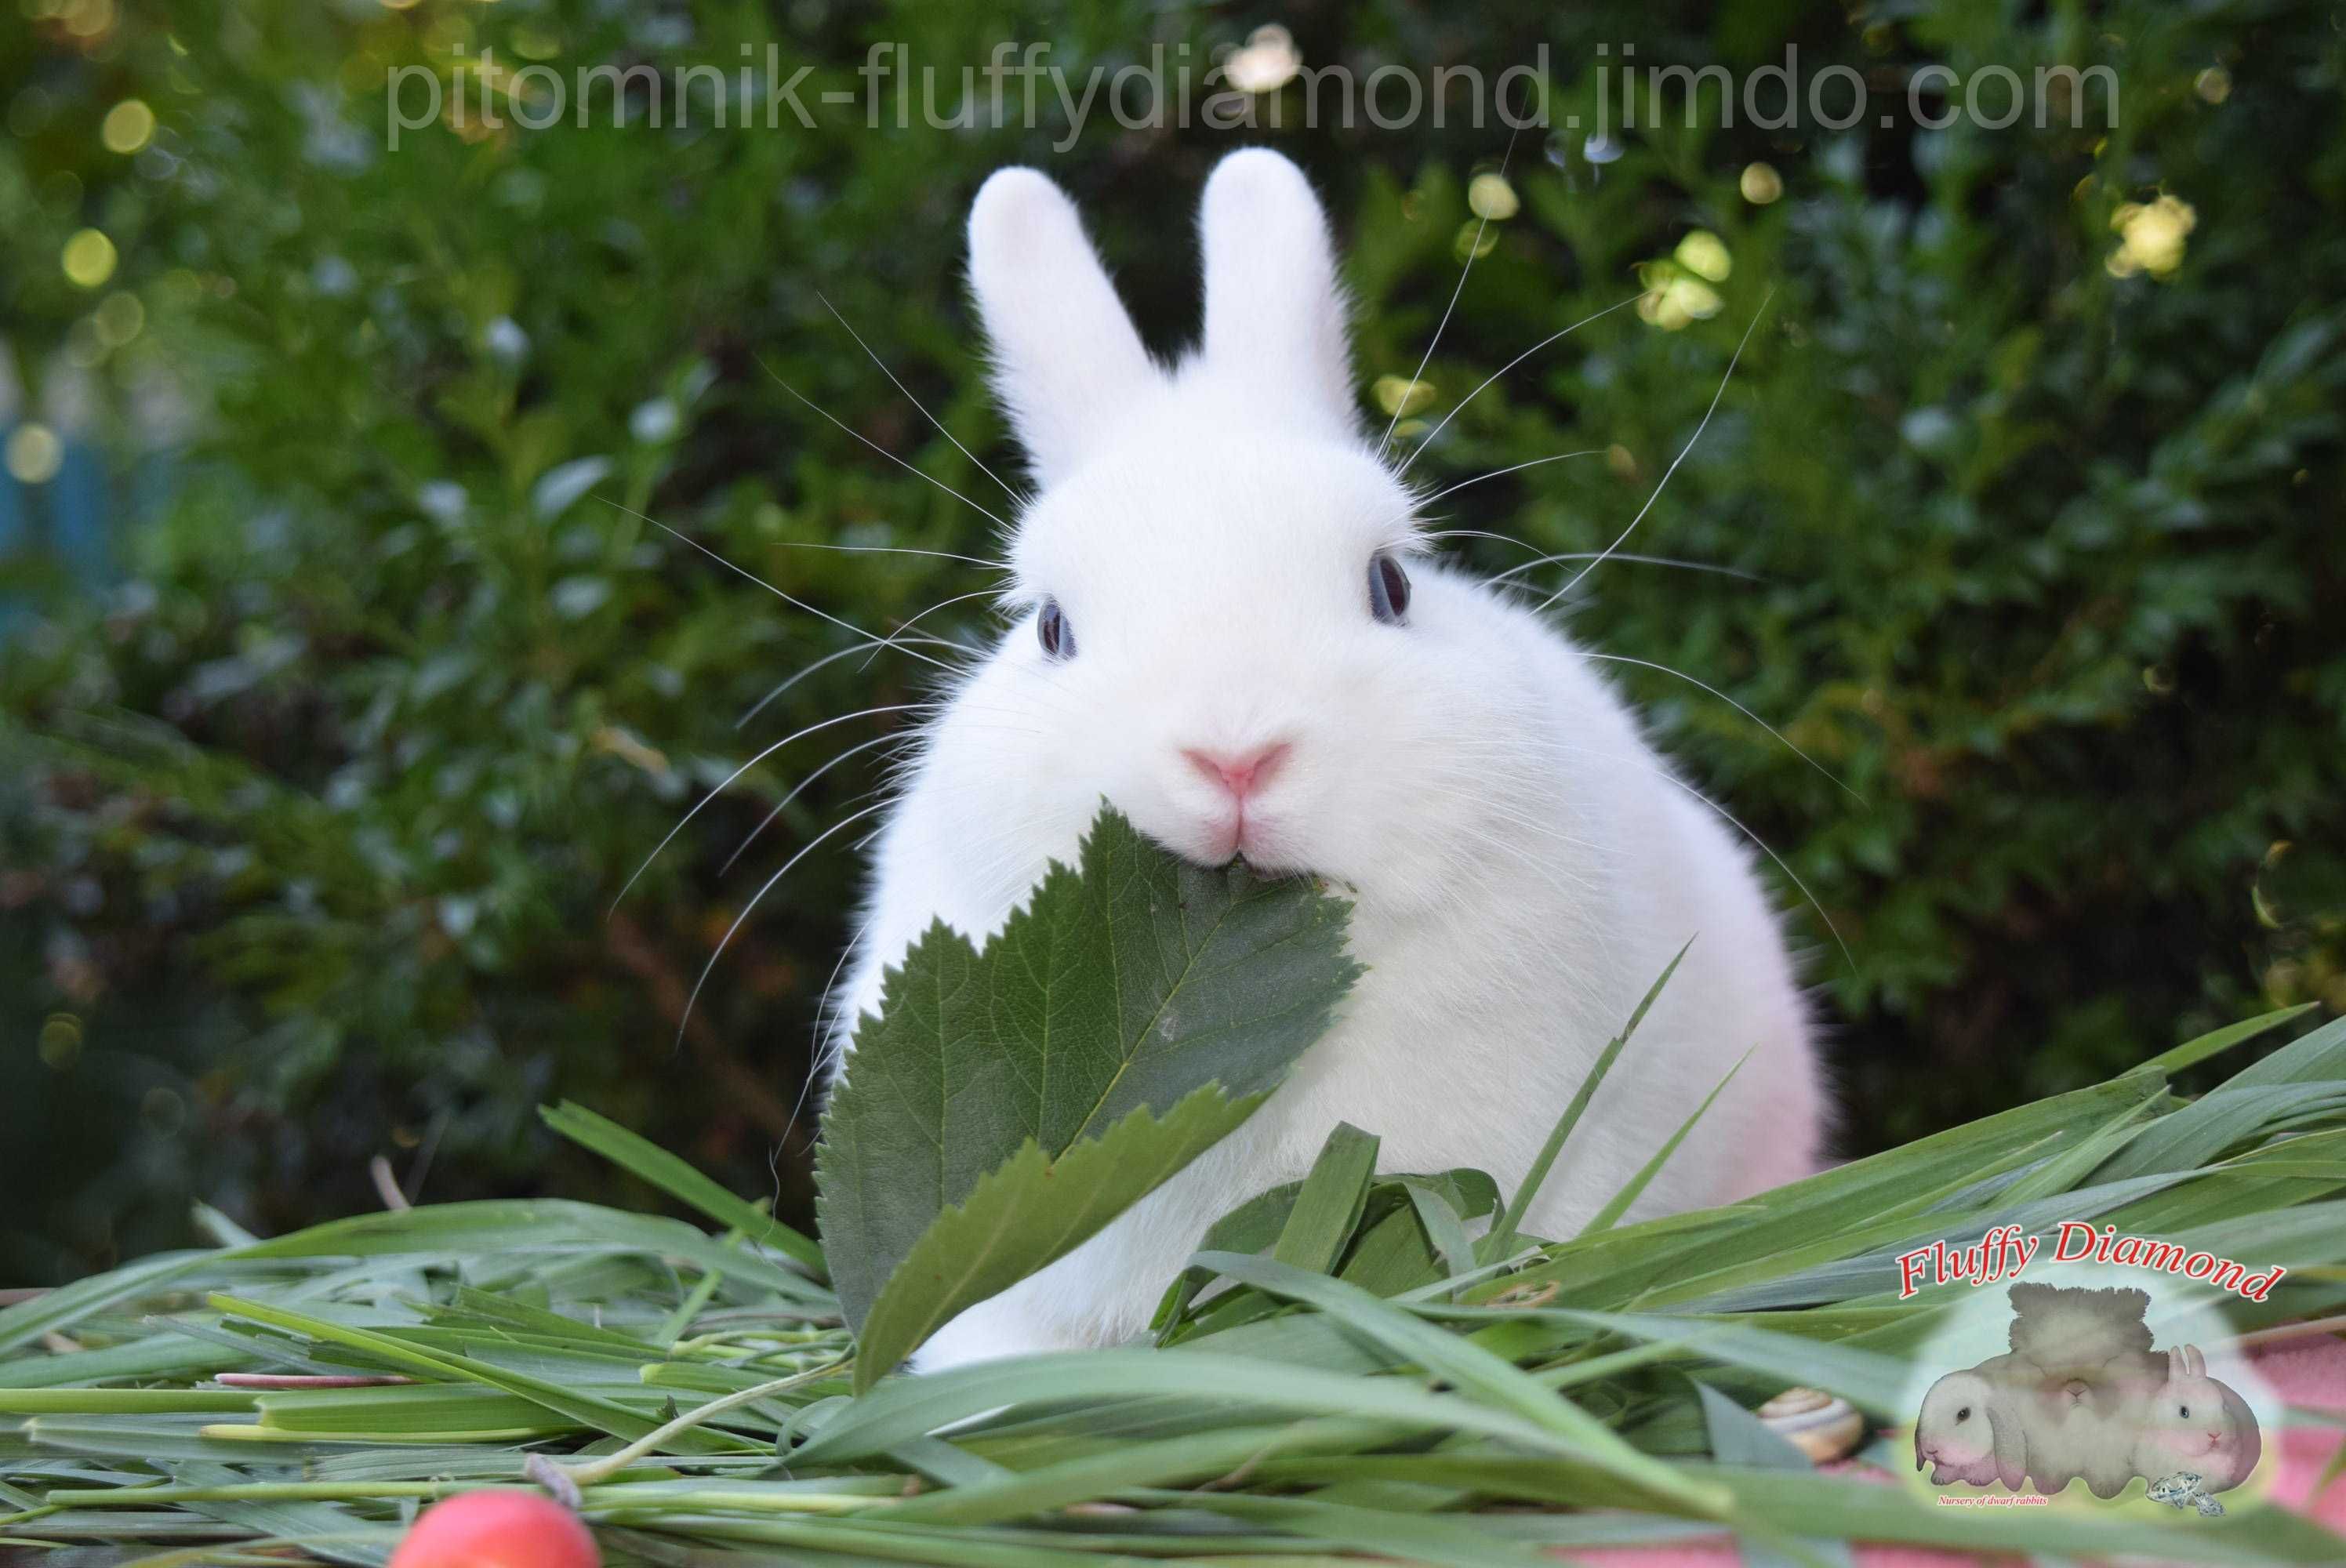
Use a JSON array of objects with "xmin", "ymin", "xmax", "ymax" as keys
[{"xmin": 832, "ymin": 151, "xmax": 1827, "ymax": 1370}]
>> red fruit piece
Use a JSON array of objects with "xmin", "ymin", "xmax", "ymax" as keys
[{"xmin": 387, "ymin": 1490, "xmax": 600, "ymax": 1568}]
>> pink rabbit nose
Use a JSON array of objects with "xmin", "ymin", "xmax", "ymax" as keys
[{"xmin": 1182, "ymin": 742, "xmax": 1291, "ymax": 803}]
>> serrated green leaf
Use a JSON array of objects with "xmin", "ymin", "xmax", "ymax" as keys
[
  {"xmin": 852, "ymin": 1087, "xmax": 1267, "ymax": 1389},
  {"xmin": 817, "ymin": 804, "xmax": 1361, "ymax": 1352}
]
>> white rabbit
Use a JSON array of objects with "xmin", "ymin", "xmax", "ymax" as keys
[
  {"xmin": 2108, "ymin": 1345, "xmax": 2261, "ymax": 1498},
  {"xmin": 830, "ymin": 149, "xmax": 1827, "ymax": 1370},
  {"xmin": 1913, "ymin": 1369, "xmax": 2017, "ymax": 1488}
]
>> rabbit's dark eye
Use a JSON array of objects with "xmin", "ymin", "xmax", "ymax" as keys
[
  {"xmin": 1955, "ymin": 1407, "xmax": 1970, "ymax": 1422},
  {"xmin": 1038, "ymin": 598, "xmax": 1074, "ymax": 660},
  {"xmin": 1368, "ymin": 551, "xmax": 1411, "ymax": 624},
  {"xmin": 2178, "ymin": 1404, "xmax": 2191, "ymax": 1419}
]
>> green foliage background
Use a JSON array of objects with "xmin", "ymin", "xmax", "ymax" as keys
[{"xmin": 2, "ymin": 1, "xmax": 2341, "ymax": 1285}]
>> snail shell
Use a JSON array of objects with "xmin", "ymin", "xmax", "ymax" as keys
[{"xmin": 1757, "ymin": 1387, "xmax": 1865, "ymax": 1463}]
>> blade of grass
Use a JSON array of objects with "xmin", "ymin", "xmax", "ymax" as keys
[
  {"xmin": 1189, "ymin": 1251, "xmax": 1730, "ymax": 1516},
  {"xmin": 205, "ymin": 1296, "xmax": 757, "ymax": 1454},
  {"xmin": 2137, "ymin": 1003, "xmax": 2318, "ymax": 1078},
  {"xmin": 1271, "ymin": 1124, "xmax": 1380, "ymax": 1276},
  {"xmin": 1483, "ymin": 939, "xmax": 1690, "ymax": 1263},
  {"xmin": 1578, "ymin": 1046, "xmax": 1751, "ymax": 1236},
  {"xmin": 540, "ymin": 1102, "xmax": 825, "ymax": 1276}
]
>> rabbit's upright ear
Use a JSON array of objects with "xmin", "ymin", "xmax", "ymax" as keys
[
  {"xmin": 968, "ymin": 169, "xmax": 1161, "ymax": 487},
  {"xmin": 2182, "ymin": 1345, "xmax": 2206, "ymax": 1377},
  {"xmin": 1197, "ymin": 149, "xmax": 1357, "ymax": 438}
]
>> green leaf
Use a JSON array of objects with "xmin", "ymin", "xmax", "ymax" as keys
[
  {"xmin": 2135, "ymin": 1003, "xmax": 2319, "ymax": 1078},
  {"xmin": 1694, "ymin": 1381, "xmax": 1807, "ymax": 1470},
  {"xmin": 1335, "ymin": 1203, "xmax": 1447, "ymax": 1298},
  {"xmin": 852, "ymin": 1087, "xmax": 1269, "ymax": 1389},
  {"xmin": 1273, "ymin": 1123, "xmax": 1381, "ymax": 1276},
  {"xmin": 2224, "ymin": 1013, "xmax": 2346, "ymax": 1090},
  {"xmin": 2094, "ymin": 1083, "xmax": 2346, "ymax": 1182},
  {"xmin": 817, "ymin": 804, "xmax": 1360, "ymax": 1348},
  {"xmin": 539, "ymin": 1101, "xmax": 824, "ymax": 1275},
  {"xmin": 1397, "ymin": 1179, "xmax": 1480, "ymax": 1294}
]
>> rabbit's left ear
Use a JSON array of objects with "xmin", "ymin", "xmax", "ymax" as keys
[
  {"xmin": 2182, "ymin": 1345, "xmax": 2206, "ymax": 1377},
  {"xmin": 1988, "ymin": 1401, "xmax": 2028, "ymax": 1492},
  {"xmin": 1197, "ymin": 149, "xmax": 1357, "ymax": 437}
]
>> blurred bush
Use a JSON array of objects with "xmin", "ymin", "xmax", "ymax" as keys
[{"xmin": 2, "ymin": 1, "xmax": 2341, "ymax": 1282}]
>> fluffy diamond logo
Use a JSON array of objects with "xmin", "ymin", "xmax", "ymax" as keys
[{"xmin": 1914, "ymin": 1283, "xmax": 2263, "ymax": 1508}]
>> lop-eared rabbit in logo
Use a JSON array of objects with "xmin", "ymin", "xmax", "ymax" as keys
[{"xmin": 1913, "ymin": 1283, "xmax": 2261, "ymax": 1506}]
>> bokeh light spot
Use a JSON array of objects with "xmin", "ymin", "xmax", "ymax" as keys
[
  {"xmin": 94, "ymin": 291, "xmax": 145, "ymax": 345},
  {"xmin": 1372, "ymin": 376, "xmax": 1436, "ymax": 418},
  {"xmin": 63, "ymin": 227, "xmax": 118, "ymax": 288},
  {"xmin": 1466, "ymin": 172, "xmax": 1520, "ymax": 222},
  {"xmin": 1675, "ymin": 230, "xmax": 1733, "ymax": 283},
  {"xmin": 1226, "ymin": 25, "xmax": 1301, "ymax": 95},
  {"xmin": 5, "ymin": 423, "xmax": 65, "ymax": 485},
  {"xmin": 2108, "ymin": 194, "xmax": 2196, "ymax": 280},
  {"xmin": 100, "ymin": 97, "xmax": 154, "ymax": 154},
  {"xmin": 38, "ymin": 1013, "xmax": 84, "ymax": 1070}
]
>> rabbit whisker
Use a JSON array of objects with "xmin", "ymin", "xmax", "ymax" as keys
[
  {"xmin": 614, "ymin": 702, "xmax": 924, "ymax": 912},
  {"xmin": 1538, "ymin": 290, "xmax": 1774, "ymax": 613},
  {"xmin": 1396, "ymin": 292, "xmax": 1646, "ymax": 481},
  {"xmin": 756, "ymin": 353, "xmax": 1011, "ymax": 532},
  {"xmin": 681, "ymin": 798, "xmax": 896, "ymax": 1047},
  {"xmin": 1487, "ymin": 551, "xmax": 1765, "ymax": 586},
  {"xmin": 609, "ymin": 501, "xmax": 953, "ymax": 674},
  {"xmin": 1516, "ymin": 731, "xmax": 1852, "ymax": 972},
  {"xmin": 1376, "ymin": 110, "xmax": 1537, "ymax": 460},
  {"xmin": 739, "ymin": 636, "xmax": 973, "ymax": 731},
  {"xmin": 1414, "ymin": 448, "xmax": 1607, "ymax": 510},
  {"xmin": 768, "ymin": 539, "xmax": 1008, "ymax": 570},
  {"xmin": 861, "ymin": 586, "xmax": 1006, "ymax": 672},
  {"xmin": 818, "ymin": 289, "xmax": 1027, "ymax": 506},
  {"xmin": 721, "ymin": 729, "xmax": 915, "ymax": 876},
  {"xmin": 1579, "ymin": 651, "xmax": 1860, "ymax": 801}
]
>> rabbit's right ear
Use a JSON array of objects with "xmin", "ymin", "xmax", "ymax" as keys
[
  {"xmin": 1197, "ymin": 149, "xmax": 1356, "ymax": 437},
  {"xmin": 2182, "ymin": 1345, "xmax": 2206, "ymax": 1378},
  {"xmin": 968, "ymin": 169, "xmax": 1161, "ymax": 487}
]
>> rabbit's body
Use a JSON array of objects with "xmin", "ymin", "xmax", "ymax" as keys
[{"xmin": 830, "ymin": 151, "xmax": 1825, "ymax": 1368}]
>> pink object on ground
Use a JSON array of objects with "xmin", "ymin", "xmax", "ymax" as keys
[{"xmin": 1565, "ymin": 1333, "xmax": 2346, "ymax": 1567}]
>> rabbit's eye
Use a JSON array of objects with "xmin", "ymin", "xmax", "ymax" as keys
[
  {"xmin": 1038, "ymin": 598, "xmax": 1075, "ymax": 660},
  {"xmin": 1954, "ymin": 1407, "xmax": 1970, "ymax": 1421},
  {"xmin": 1368, "ymin": 551, "xmax": 1411, "ymax": 624},
  {"xmin": 2178, "ymin": 1404, "xmax": 2191, "ymax": 1418}
]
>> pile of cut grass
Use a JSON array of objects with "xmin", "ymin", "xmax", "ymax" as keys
[{"xmin": 6, "ymin": 1008, "xmax": 2346, "ymax": 1566}]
